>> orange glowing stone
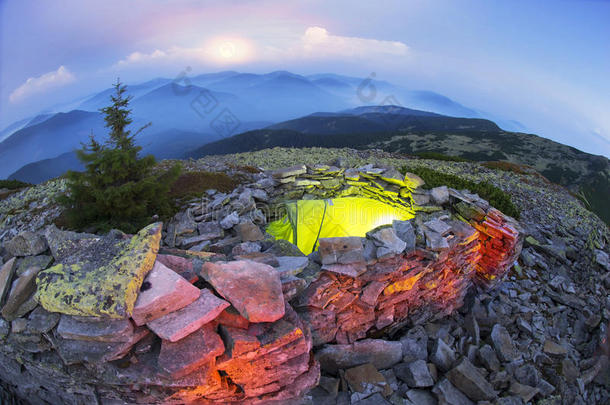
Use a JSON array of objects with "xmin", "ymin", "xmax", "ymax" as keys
[{"xmin": 383, "ymin": 273, "xmax": 424, "ymax": 295}]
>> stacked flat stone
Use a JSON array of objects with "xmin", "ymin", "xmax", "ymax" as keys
[
  {"xmin": 295, "ymin": 216, "xmax": 484, "ymax": 346},
  {"xmin": 449, "ymin": 189, "xmax": 523, "ymax": 287},
  {"xmin": 0, "ymin": 163, "xmax": 523, "ymax": 404},
  {"xmin": 271, "ymin": 163, "xmax": 422, "ymax": 214}
]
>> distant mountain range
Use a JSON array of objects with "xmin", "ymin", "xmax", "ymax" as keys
[
  {"xmin": 1, "ymin": 70, "xmax": 518, "ymax": 181},
  {"xmin": 192, "ymin": 105, "xmax": 610, "ymax": 226},
  {"xmin": 4, "ymin": 70, "xmax": 607, "ymax": 225}
]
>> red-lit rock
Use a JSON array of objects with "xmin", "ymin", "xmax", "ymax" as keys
[
  {"xmin": 147, "ymin": 288, "xmax": 229, "ymax": 342},
  {"xmin": 132, "ymin": 261, "xmax": 200, "ymax": 326},
  {"xmin": 158, "ymin": 323, "xmax": 225, "ymax": 378},
  {"xmin": 216, "ymin": 306, "xmax": 250, "ymax": 329},
  {"xmin": 202, "ymin": 260, "xmax": 285, "ymax": 322}
]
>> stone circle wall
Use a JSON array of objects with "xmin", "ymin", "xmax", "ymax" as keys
[{"xmin": 0, "ymin": 163, "xmax": 522, "ymax": 404}]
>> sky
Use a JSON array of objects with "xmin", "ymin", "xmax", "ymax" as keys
[{"xmin": 1, "ymin": 0, "xmax": 609, "ymax": 157}]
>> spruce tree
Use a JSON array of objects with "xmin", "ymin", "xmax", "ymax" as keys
[{"xmin": 60, "ymin": 79, "xmax": 181, "ymax": 233}]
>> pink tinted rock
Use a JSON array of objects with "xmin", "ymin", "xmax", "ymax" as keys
[
  {"xmin": 158, "ymin": 323, "xmax": 225, "ymax": 378},
  {"xmin": 216, "ymin": 306, "xmax": 250, "ymax": 330},
  {"xmin": 155, "ymin": 254, "xmax": 198, "ymax": 283},
  {"xmin": 360, "ymin": 281, "xmax": 387, "ymax": 306},
  {"xmin": 147, "ymin": 288, "xmax": 229, "ymax": 342},
  {"xmin": 202, "ymin": 260, "xmax": 285, "ymax": 323},
  {"xmin": 218, "ymin": 324, "xmax": 261, "ymax": 357},
  {"xmin": 132, "ymin": 261, "xmax": 200, "ymax": 326}
]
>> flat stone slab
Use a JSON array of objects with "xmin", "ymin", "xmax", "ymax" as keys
[
  {"xmin": 158, "ymin": 323, "xmax": 225, "ymax": 378},
  {"xmin": 272, "ymin": 165, "xmax": 307, "ymax": 179},
  {"xmin": 202, "ymin": 260, "xmax": 285, "ymax": 323},
  {"xmin": 54, "ymin": 326, "xmax": 150, "ymax": 365},
  {"xmin": 132, "ymin": 261, "xmax": 200, "ymax": 325},
  {"xmin": 6, "ymin": 232, "xmax": 48, "ymax": 257},
  {"xmin": 446, "ymin": 357, "xmax": 497, "ymax": 401},
  {"xmin": 344, "ymin": 363, "xmax": 392, "ymax": 397},
  {"xmin": 0, "ymin": 257, "xmax": 17, "ymax": 306},
  {"xmin": 155, "ymin": 253, "xmax": 199, "ymax": 283},
  {"xmin": 216, "ymin": 306, "xmax": 250, "ymax": 330},
  {"xmin": 44, "ymin": 225, "xmax": 103, "ymax": 264},
  {"xmin": 316, "ymin": 339, "xmax": 403, "ymax": 374},
  {"xmin": 36, "ymin": 223, "xmax": 162, "ymax": 319},
  {"xmin": 274, "ymin": 256, "xmax": 309, "ymax": 277},
  {"xmin": 236, "ymin": 220, "xmax": 264, "ymax": 242},
  {"xmin": 1, "ymin": 266, "xmax": 42, "ymax": 321},
  {"xmin": 27, "ymin": 306, "xmax": 60, "ymax": 333},
  {"xmin": 321, "ymin": 262, "xmax": 367, "ymax": 278},
  {"xmin": 147, "ymin": 288, "xmax": 229, "ymax": 342},
  {"xmin": 16, "ymin": 255, "xmax": 53, "ymax": 276},
  {"xmin": 57, "ymin": 315, "xmax": 135, "ymax": 342},
  {"xmin": 318, "ymin": 237, "xmax": 365, "ymax": 265}
]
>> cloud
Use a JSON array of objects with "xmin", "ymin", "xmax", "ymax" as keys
[
  {"xmin": 112, "ymin": 26, "xmax": 409, "ymax": 70},
  {"xmin": 301, "ymin": 26, "xmax": 409, "ymax": 58},
  {"xmin": 9, "ymin": 66, "xmax": 76, "ymax": 103},
  {"xmin": 114, "ymin": 49, "xmax": 170, "ymax": 66}
]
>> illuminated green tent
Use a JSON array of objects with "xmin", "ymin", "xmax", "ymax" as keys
[{"xmin": 267, "ymin": 197, "xmax": 415, "ymax": 254}]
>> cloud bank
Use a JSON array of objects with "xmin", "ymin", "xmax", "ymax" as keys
[
  {"xmin": 9, "ymin": 66, "xmax": 76, "ymax": 103},
  {"xmin": 112, "ymin": 26, "xmax": 410, "ymax": 69},
  {"xmin": 302, "ymin": 26, "xmax": 409, "ymax": 58}
]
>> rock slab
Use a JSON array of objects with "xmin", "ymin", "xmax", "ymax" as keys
[
  {"xmin": 147, "ymin": 288, "xmax": 229, "ymax": 342},
  {"xmin": 0, "ymin": 258, "xmax": 17, "ymax": 306},
  {"xmin": 36, "ymin": 222, "xmax": 162, "ymax": 318},
  {"xmin": 158, "ymin": 323, "xmax": 225, "ymax": 378},
  {"xmin": 316, "ymin": 338, "xmax": 403, "ymax": 374},
  {"xmin": 202, "ymin": 260, "xmax": 285, "ymax": 322},
  {"xmin": 446, "ymin": 358, "xmax": 497, "ymax": 401},
  {"xmin": 1, "ymin": 266, "xmax": 41, "ymax": 321},
  {"xmin": 131, "ymin": 261, "xmax": 200, "ymax": 325},
  {"xmin": 57, "ymin": 315, "xmax": 134, "ymax": 342}
]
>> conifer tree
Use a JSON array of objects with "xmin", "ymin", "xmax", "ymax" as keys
[{"xmin": 60, "ymin": 79, "xmax": 181, "ymax": 233}]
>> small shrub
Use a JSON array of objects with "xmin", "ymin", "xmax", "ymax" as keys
[
  {"xmin": 59, "ymin": 80, "xmax": 181, "ymax": 233},
  {"xmin": 403, "ymin": 166, "xmax": 520, "ymax": 219}
]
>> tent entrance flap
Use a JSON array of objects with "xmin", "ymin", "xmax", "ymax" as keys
[{"xmin": 266, "ymin": 197, "xmax": 415, "ymax": 254}]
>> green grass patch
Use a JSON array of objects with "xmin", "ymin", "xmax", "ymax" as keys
[
  {"xmin": 403, "ymin": 166, "xmax": 520, "ymax": 219},
  {"xmin": 168, "ymin": 171, "xmax": 241, "ymax": 202}
]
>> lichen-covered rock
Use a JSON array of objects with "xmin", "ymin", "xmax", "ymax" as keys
[
  {"xmin": 43, "ymin": 225, "xmax": 101, "ymax": 263},
  {"xmin": 36, "ymin": 223, "xmax": 162, "ymax": 319}
]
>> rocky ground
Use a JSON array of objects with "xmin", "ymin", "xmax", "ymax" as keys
[{"xmin": 0, "ymin": 147, "xmax": 609, "ymax": 404}]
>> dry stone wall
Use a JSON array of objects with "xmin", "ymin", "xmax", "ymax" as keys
[{"xmin": 0, "ymin": 163, "xmax": 522, "ymax": 404}]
